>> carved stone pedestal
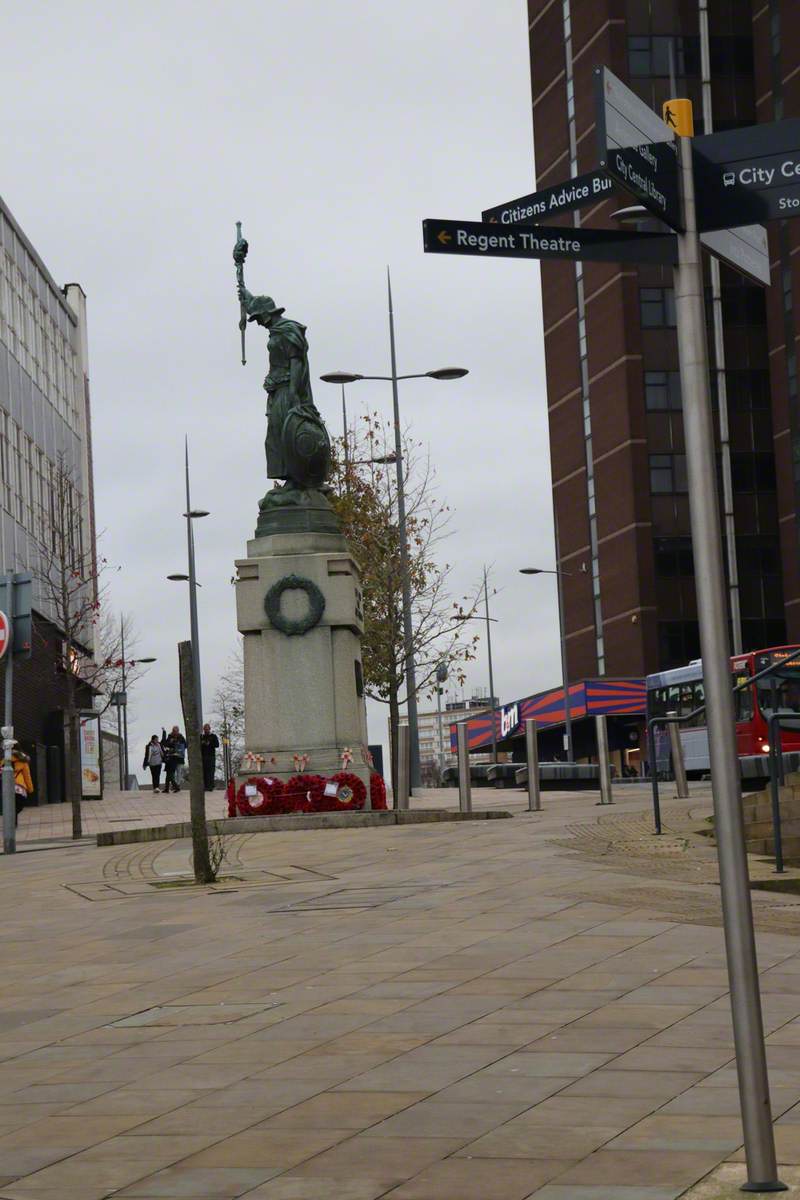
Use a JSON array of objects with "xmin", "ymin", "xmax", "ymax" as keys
[{"xmin": 234, "ymin": 529, "xmax": 369, "ymax": 787}]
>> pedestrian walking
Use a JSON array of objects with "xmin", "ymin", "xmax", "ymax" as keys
[
  {"xmin": 142, "ymin": 735, "xmax": 165, "ymax": 793},
  {"xmin": 200, "ymin": 723, "xmax": 220, "ymax": 792},
  {"xmin": 161, "ymin": 726, "xmax": 187, "ymax": 794}
]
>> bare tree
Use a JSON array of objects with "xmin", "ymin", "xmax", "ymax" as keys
[
  {"xmin": 330, "ymin": 414, "xmax": 480, "ymax": 795},
  {"xmin": 29, "ymin": 453, "xmax": 144, "ymax": 837},
  {"xmin": 211, "ymin": 641, "xmax": 245, "ymax": 778}
]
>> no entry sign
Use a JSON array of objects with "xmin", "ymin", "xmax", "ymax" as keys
[{"xmin": 0, "ymin": 611, "xmax": 10, "ymax": 661}]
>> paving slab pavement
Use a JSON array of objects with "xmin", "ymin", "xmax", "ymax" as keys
[{"xmin": 0, "ymin": 782, "xmax": 800, "ymax": 1196}]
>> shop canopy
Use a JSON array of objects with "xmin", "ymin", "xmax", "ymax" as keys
[{"xmin": 450, "ymin": 677, "xmax": 646, "ymax": 753}]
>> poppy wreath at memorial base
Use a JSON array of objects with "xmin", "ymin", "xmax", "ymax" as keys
[{"xmin": 233, "ymin": 770, "xmax": 387, "ymax": 816}]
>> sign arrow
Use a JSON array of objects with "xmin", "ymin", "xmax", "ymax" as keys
[{"xmin": 437, "ymin": 230, "xmax": 452, "ymax": 245}]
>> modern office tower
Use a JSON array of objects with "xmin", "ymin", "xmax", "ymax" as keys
[{"xmin": 528, "ymin": 1, "xmax": 795, "ymax": 677}]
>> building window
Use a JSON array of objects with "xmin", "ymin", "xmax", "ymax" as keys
[
  {"xmin": 628, "ymin": 35, "xmax": 701, "ymax": 78},
  {"xmin": 628, "ymin": 35, "xmax": 748, "ymax": 78},
  {"xmin": 654, "ymin": 537, "xmax": 694, "ymax": 576},
  {"xmin": 731, "ymin": 452, "xmax": 776, "ymax": 492},
  {"xmin": 718, "ymin": 286, "xmax": 767, "ymax": 326},
  {"xmin": 645, "ymin": 370, "xmax": 681, "ymax": 410},
  {"xmin": 722, "ymin": 370, "xmax": 771, "ymax": 411},
  {"xmin": 640, "ymin": 288, "xmax": 676, "ymax": 328},
  {"xmin": 742, "ymin": 619, "xmax": 787, "ymax": 651},
  {"xmin": 650, "ymin": 453, "xmax": 688, "ymax": 493},
  {"xmin": 737, "ymin": 537, "xmax": 780, "ymax": 576},
  {"xmin": 658, "ymin": 620, "xmax": 701, "ymax": 668}
]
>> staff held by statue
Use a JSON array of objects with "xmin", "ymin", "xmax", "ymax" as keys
[{"xmin": 233, "ymin": 221, "xmax": 248, "ymax": 365}]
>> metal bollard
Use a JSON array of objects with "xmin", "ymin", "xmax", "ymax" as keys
[
  {"xmin": 396, "ymin": 723, "xmax": 410, "ymax": 811},
  {"xmin": 595, "ymin": 714, "xmax": 614, "ymax": 805},
  {"xmin": 667, "ymin": 711, "xmax": 689, "ymax": 798},
  {"xmin": 456, "ymin": 722, "xmax": 472, "ymax": 813},
  {"xmin": 525, "ymin": 718, "xmax": 541, "ymax": 812},
  {"xmin": 648, "ymin": 720, "xmax": 662, "ymax": 835}
]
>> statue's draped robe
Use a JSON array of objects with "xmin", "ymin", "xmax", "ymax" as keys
[{"xmin": 264, "ymin": 318, "xmax": 315, "ymax": 480}]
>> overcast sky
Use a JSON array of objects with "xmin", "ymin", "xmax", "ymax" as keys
[{"xmin": 2, "ymin": 0, "xmax": 561, "ymax": 768}]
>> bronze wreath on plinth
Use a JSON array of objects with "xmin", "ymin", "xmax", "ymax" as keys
[{"xmin": 264, "ymin": 574, "xmax": 326, "ymax": 636}]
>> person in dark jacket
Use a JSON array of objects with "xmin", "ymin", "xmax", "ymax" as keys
[
  {"xmin": 161, "ymin": 726, "xmax": 187, "ymax": 794},
  {"xmin": 142, "ymin": 735, "xmax": 165, "ymax": 792},
  {"xmin": 200, "ymin": 724, "xmax": 220, "ymax": 791}
]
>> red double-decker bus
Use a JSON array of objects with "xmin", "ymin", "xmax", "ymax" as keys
[{"xmin": 647, "ymin": 645, "xmax": 800, "ymax": 775}]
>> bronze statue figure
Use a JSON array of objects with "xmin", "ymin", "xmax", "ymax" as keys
[{"xmin": 233, "ymin": 226, "xmax": 335, "ymax": 535}]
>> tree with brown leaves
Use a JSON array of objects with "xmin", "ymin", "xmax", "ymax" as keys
[{"xmin": 329, "ymin": 414, "xmax": 480, "ymax": 795}]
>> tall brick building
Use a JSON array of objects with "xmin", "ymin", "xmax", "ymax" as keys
[
  {"xmin": 0, "ymin": 195, "xmax": 96, "ymax": 802},
  {"xmin": 528, "ymin": 0, "xmax": 799, "ymax": 681}
]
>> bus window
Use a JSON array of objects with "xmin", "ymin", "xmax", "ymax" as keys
[
  {"xmin": 733, "ymin": 674, "xmax": 753, "ymax": 722},
  {"xmin": 680, "ymin": 683, "xmax": 696, "ymax": 721},
  {"xmin": 757, "ymin": 670, "xmax": 800, "ymax": 718},
  {"xmin": 694, "ymin": 681, "xmax": 705, "ymax": 725}
]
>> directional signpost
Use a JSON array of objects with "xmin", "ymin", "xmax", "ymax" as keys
[
  {"xmin": 594, "ymin": 66, "xmax": 770, "ymax": 286},
  {"xmin": 700, "ymin": 223, "xmax": 770, "ymax": 287},
  {"xmin": 421, "ymin": 64, "xmax": 800, "ymax": 1192},
  {"xmin": 422, "ymin": 219, "xmax": 677, "ymax": 265},
  {"xmin": 694, "ymin": 117, "xmax": 800, "ymax": 229},
  {"xmin": 594, "ymin": 66, "xmax": 682, "ymax": 231},
  {"xmin": 482, "ymin": 169, "xmax": 615, "ymax": 225}
]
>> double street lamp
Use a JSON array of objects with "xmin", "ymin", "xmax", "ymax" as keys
[{"xmin": 321, "ymin": 269, "xmax": 468, "ymax": 790}]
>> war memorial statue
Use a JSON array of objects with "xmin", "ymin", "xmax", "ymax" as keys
[
  {"xmin": 231, "ymin": 224, "xmax": 370, "ymax": 793},
  {"xmin": 233, "ymin": 227, "xmax": 338, "ymax": 536}
]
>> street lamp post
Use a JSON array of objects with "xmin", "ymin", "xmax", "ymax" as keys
[
  {"xmin": 520, "ymin": 546, "xmax": 577, "ymax": 763},
  {"xmin": 167, "ymin": 440, "xmax": 209, "ymax": 733},
  {"xmin": 482, "ymin": 567, "xmax": 499, "ymax": 776},
  {"xmin": 112, "ymin": 618, "xmax": 156, "ymax": 791},
  {"xmin": 320, "ymin": 270, "xmax": 468, "ymax": 791},
  {"xmin": 341, "ymin": 384, "xmax": 350, "ymax": 477}
]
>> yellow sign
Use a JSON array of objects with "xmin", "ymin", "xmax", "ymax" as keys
[{"xmin": 663, "ymin": 99, "xmax": 694, "ymax": 137}]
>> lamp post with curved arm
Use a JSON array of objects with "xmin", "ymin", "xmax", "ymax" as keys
[{"xmin": 320, "ymin": 271, "xmax": 468, "ymax": 791}]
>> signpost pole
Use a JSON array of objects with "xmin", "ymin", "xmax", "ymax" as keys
[
  {"xmin": 673, "ymin": 129, "xmax": 784, "ymax": 1193},
  {"xmin": 2, "ymin": 574, "xmax": 15, "ymax": 855}
]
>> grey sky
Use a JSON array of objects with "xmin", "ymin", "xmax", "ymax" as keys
[{"xmin": 3, "ymin": 1, "xmax": 561, "ymax": 762}]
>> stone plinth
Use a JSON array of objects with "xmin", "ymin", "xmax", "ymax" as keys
[{"xmin": 235, "ymin": 529, "xmax": 370, "ymax": 786}]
